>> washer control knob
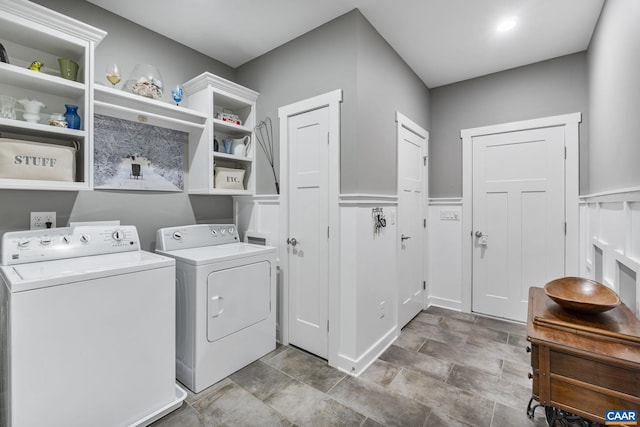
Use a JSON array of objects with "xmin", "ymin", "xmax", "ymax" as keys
[
  {"xmin": 61, "ymin": 235, "xmax": 71, "ymax": 244},
  {"xmin": 228, "ymin": 227, "xmax": 234, "ymax": 234},
  {"xmin": 112, "ymin": 230, "xmax": 125, "ymax": 242},
  {"xmin": 40, "ymin": 236, "xmax": 52, "ymax": 246},
  {"xmin": 172, "ymin": 231, "xmax": 183, "ymax": 240},
  {"xmin": 220, "ymin": 228, "xmax": 226, "ymax": 236},
  {"xmin": 211, "ymin": 229, "xmax": 218, "ymax": 236},
  {"xmin": 80, "ymin": 233, "xmax": 90, "ymax": 244},
  {"xmin": 18, "ymin": 239, "xmax": 30, "ymax": 248}
]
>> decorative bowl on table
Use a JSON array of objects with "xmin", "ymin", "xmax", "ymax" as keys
[
  {"xmin": 543, "ymin": 277, "xmax": 621, "ymax": 313},
  {"xmin": 123, "ymin": 64, "xmax": 164, "ymax": 99}
]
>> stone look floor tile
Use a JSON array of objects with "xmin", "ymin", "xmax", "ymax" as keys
[
  {"xmin": 501, "ymin": 360, "xmax": 533, "ymax": 389},
  {"xmin": 229, "ymin": 360, "xmax": 293, "ymax": 400},
  {"xmin": 419, "ymin": 339, "xmax": 504, "ymax": 376},
  {"xmin": 150, "ymin": 402, "xmax": 206, "ymax": 427},
  {"xmin": 183, "ymin": 378, "xmax": 232, "ymax": 405},
  {"xmin": 425, "ymin": 306, "xmax": 478, "ymax": 323},
  {"xmin": 491, "ymin": 401, "xmax": 548, "ymax": 427},
  {"xmin": 264, "ymin": 379, "xmax": 366, "ymax": 426},
  {"xmin": 424, "ymin": 410, "xmax": 480, "ymax": 427},
  {"xmin": 328, "ymin": 376, "xmax": 430, "ymax": 427},
  {"xmin": 264, "ymin": 347, "xmax": 346, "ymax": 393},
  {"xmin": 191, "ymin": 381, "xmax": 291, "ymax": 426},
  {"xmin": 394, "ymin": 329, "xmax": 427, "ymax": 350},
  {"xmin": 446, "ymin": 364, "xmax": 533, "ymax": 411},
  {"xmin": 389, "ymin": 369, "xmax": 494, "ymax": 427},
  {"xmin": 403, "ymin": 319, "xmax": 469, "ymax": 346},
  {"xmin": 465, "ymin": 334, "xmax": 531, "ymax": 366},
  {"xmin": 475, "ymin": 315, "xmax": 527, "ymax": 336},
  {"xmin": 357, "ymin": 359, "xmax": 401, "ymax": 387},
  {"xmin": 380, "ymin": 345, "xmax": 453, "ymax": 380}
]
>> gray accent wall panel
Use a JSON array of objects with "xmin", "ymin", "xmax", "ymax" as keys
[
  {"xmin": 588, "ymin": 0, "xmax": 640, "ymax": 193},
  {"xmin": 429, "ymin": 53, "xmax": 589, "ymax": 198}
]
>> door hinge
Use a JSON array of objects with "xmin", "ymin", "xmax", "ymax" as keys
[
  {"xmin": 327, "ymin": 132, "xmax": 330, "ymax": 144},
  {"xmin": 564, "ymin": 147, "xmax": 567, "ymax": 159},
  {"xmin": 327, "ymin": 319, "xmax": 329, "ymax": 332},
  {"xmin": 423, "ymin": 281, "xmax": 426, "ymax": 290},
  {"xmin": 565, "ymin": 222, "xmax": 567, "ymax": 235},
  {"xmin": 423, "ymin": 218, "xmax": 426, "ymax": 228},
  {"xmin": 327, "ymin": 226, "xmax": 330, "ymax": 238},
  {"xmin": 423, "ymin": 156, "xmax": 427, "ymax": 166}
]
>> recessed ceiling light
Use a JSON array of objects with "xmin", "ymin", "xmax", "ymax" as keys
[{"xmin": 496, "ymin": 16, "xmax": 518, "ymax": 33}]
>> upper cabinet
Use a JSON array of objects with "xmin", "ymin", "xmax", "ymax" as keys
[
  {"xmin": 0, "ymin": 0, "xmax": 105, "ymax": 190},
  {"xmin": 183, "ymin": 72, "xmax": 258, "ymax": 195}
]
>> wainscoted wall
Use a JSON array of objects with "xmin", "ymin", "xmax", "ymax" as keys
[
  {"xmin": 427, "ymin": 199, "xmax": 464, "ymax": 311},
  {"xmin": 579, "ymin": 189, "xmax": 640, "ymax": 317},
  {"xmin": 338, "ymin": 195, "xmax": 398, "ymax": 375}
]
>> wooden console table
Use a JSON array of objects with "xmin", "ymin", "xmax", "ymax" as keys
[{"xmin": 527, "ymin": 286, "xmax": 640, "ymax": 424}]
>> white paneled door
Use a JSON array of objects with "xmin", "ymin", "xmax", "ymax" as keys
[
  {"xmin": 397, "ymin": 115, "xmax": 427, "ymax": 329},
  {"xmin": 472, "ymin": 126, "xmax": 565, "ymax": 322},
  {"xmin": 287, "ymin": 106, "xmax": 329, "ymax": 359}
]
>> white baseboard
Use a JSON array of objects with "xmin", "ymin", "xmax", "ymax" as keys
[
  {"xmin": 335, "ymin": 326, "xmax": 397, "ymax": 376},
  {"xmin": 427, "ymin": 296, "xmax": 462, "ymax": 312}
]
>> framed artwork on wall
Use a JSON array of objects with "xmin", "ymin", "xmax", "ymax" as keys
[{"xmin": 93, "ymin": 114, "xmax": 186, "ymax": 191}]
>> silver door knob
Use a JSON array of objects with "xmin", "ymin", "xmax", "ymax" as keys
[
  {"xmin": 287, "ymin": 237, "xmax": 298, "ymax": 246},
  {"xmin": 401, "ymin": 234, "xmax": 411, "ymax": 241},
  {"xmin": 475, "ymin": 231, "xmax": 483, "ymax": 238}
]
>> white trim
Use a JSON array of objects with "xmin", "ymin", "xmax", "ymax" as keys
[
  {"xmin": 335, "ymin": 326, "xmax": 397, "ymax": 376},
  {"xmin": 461, "ymin": 113, "xmax": 581, "ymax": 314},
  {"xmin": 429, "ymin": 198, "xmax": 463, "ymax": 206},
  {"xmin": 427, "ymin": 296, "xmax": 462, "ymax": 312},
  {"xmin": 278, "ymin": 89, "xmax": 342, "ymax": 367},
  {"xmin": 339, "ymin": 194, "xmax": 398, "ymax": 206},
  {"xmin": 581, "ymin": 187, "xmax": 640, "ymax": 202}
]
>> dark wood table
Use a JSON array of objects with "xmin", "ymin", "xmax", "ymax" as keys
[{"xmin": 527, "ymin": 286, "xmax": 640, "ymax": 424}]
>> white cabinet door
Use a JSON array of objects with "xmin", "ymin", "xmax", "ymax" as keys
[
  {"xmin": 287, "ymin": 107, "xmax": 329, "ymax": 358},
  {"xmin": 472, "ymin": 126, "xmax": 565, "ymax": 322},
  {"xmin": 397, "ymin": 122, "xmax": 427, "ymax": 328}
]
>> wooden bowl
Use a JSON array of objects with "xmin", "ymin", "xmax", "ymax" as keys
[{"xmin": 544, "ymin": 277, "xmax": 621, "ymax": 313}]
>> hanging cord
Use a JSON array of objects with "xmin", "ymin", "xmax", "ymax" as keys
[{"xmin": 254, "ymin": 116, "xmax": 280, "ymax": 194}]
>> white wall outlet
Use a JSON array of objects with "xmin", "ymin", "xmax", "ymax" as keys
[{"xmin": 30, "ymin": 212, "xmax": 56, "ymax": 230}]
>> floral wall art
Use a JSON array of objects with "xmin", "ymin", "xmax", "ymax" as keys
[{"xmin": 93, "ymin": 114, "xmax": 186, "ymax": 191}]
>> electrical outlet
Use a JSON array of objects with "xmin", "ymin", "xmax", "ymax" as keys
[{"xmin": 30, "ymin": 212, "xmax": 56, "ymax": 230}]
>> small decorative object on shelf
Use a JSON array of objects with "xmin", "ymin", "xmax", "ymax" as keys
[
  {"xmin": 27, "ymin": 60, "xmax": 44, "ymax": 72},
  {"xmin": 0, "ymin": 42, "xmax": 9, "ymax": 64},
  {"xmin": 171, "ymin": 85, "xmax": 184, "ymax": 106},
  {"xmin": 0, "ymin": 95, "xmax": 17, "ymax": 119},
  {"xmin": 215, "ymin": 111, "xmax": 241, "ymax": 126},
  {"xmin": 63, "ymin": 104, "xmax": 81, "ymax": 129},
  {"xmin": 18, "ymin": 99, "xmax": 45, "ymax": 123},
  {"xmin": 57, "ymin": 58, "xmax": 79, "ymax": 81},
  {"xmin": 105, "ymin": 63, "xmax": 121, "ymax": 87},
  {"xmin": 124, "ymin": 64, "xmax": 164, "ymax": 99},
  {"xmin": 48, "ymin": 113, "xmax": 67, "ymax": 128}
]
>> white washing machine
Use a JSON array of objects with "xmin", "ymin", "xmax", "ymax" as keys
[
  {"xmin": 0, "ymin": 225, "xmax": 186, "ymax": 427},
  {"xmin": 156, "ymin": 224, "xmax": 276, "ymax": 393}
]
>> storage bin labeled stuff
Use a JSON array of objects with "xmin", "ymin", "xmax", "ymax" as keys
[
  {"xmin": 214, "ymin": 166, "xmax": 245, "ymax": 190},
  {"xmin": 0, "ymin": 138, "xmax": 76, "ymax": 182}
]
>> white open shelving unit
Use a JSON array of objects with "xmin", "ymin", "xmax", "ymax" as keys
[{"xmin": 183, "ymin": 72, "xmax": 258, "ymax": 195}]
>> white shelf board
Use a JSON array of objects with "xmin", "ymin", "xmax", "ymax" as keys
[
  {"xmin": 0, "ymin": 177, "xmax": 89, "ymax": 191},
  {"xmin": 0, "ymin": 62, "xmax": 85, "ymax": 98},
  {"xmin": 0, "ymin": 117, "xmax": 85, "ymax": 140},
  {"xmin": 213, "ymin": 152, "xmax": 254, "ymax": 163},
  {"xmin": 94, "ymin": 85, "xmax": 207, "ymax": 133},
  {"xmin": 213, "ymin": 118, "xmax": 252, "ymax": 134}
]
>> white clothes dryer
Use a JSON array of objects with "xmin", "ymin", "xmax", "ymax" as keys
[
  {"xmin": 0, "ymin": 225, "xmax": 185, "ymax": 427},
  {"xmin": 156, "ymin": 224, "xmax": 276, "ymax": 393}
]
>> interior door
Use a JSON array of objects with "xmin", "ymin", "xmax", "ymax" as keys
[
  {"xmin": 287, "ymin": 106, "xmax": 329, "ymax": 358},
  {"xmin": 472, "ymin": 126, "xmax": 565, "ymax": 322},
  {"xmin": 397, "ymin": 123, "xmax": 426, "ymax": 328}
]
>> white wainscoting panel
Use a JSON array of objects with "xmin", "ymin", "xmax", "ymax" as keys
[
  {"xmin": 427, "ymin": 199, "xmax": 463, "ymax": 311},
  {"xmin": 338, "ymin": 195, "xmax": 398, "ymax": 375},
  {"xmin": 233, "ymin": 195, "xmax": 284, "ymax": 338},
  {"xmin": 580, "ymin": 189, "xmax": 640, "ymax": 317}
]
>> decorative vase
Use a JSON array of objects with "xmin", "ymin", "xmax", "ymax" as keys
[
  {"xmin": 18, "ymin": 98, "xmax": 45, "ymax": 123},
  {"xmin": 64, "ymin": 104, "xmax": 81, "ymax": 129},
  {"xmin": 58, "ymin": 57, "xmax": 79, "ymax": 81},
  {"xmin": 123, "ymin": 64, "xmax": 164, "ymax": 99}
]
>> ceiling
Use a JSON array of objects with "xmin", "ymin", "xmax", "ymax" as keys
[{"xmin": 85, "ymin": 0, "xmax": 605, "ymax": 88}]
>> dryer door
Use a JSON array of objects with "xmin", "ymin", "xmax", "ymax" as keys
[{"xmin": 207, "ymin": 261, "xmax": 271, "ymax": 342}]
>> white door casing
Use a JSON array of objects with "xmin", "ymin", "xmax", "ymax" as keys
[
  {"xmin": 461, "ymin": 113, "xmax": 581, "ymax": 318},
  {"xmin": 278, "ymin": 90, "xmax": 342, "ymax": 363},
  {"xmin": 396, "ymin": 112, "xmax": 428, "ymax": 328},
  {"xmin": 471, "ymin": 127, "xmax": 565, "ymax": 322},
  {"xmin": 286, "ymin": 107, "xmax": 330, "ymax": 358}
]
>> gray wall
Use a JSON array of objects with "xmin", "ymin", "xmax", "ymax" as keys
[
  {"xmin": 429, "ymin": 52, "xmax": 589, "ymax": 198},
  {"xmin": 236, "ymin": 10, "xmax": 430, "ymax": 195},
  {"xmin": 588, "ymin": 0, "xmax": 640, "ymax": 194},
  {"xmin": 3, "ymin": 0, "xmax": 238, "ymax": 249}
]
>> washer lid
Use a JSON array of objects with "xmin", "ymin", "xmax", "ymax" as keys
[
  {"xmin": 157, "ymin": 243, "xmax": 276, "ymax": 266},
  {"xmin": 0, "ymin": 251, "xmax": 174, "ymax": 293}
]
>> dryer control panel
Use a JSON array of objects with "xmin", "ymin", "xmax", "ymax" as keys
[
  {"xmin": 156, "ymin": 224, "xmax": 239, "ymax": 251},
  {"xmin": 1, "ymin": 225, "xmax": 141, "ymax": 265}
]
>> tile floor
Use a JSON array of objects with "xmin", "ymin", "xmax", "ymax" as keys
[{"xmin": 151, "ymin": 306, "xmax": 549, "ymax": 427}]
